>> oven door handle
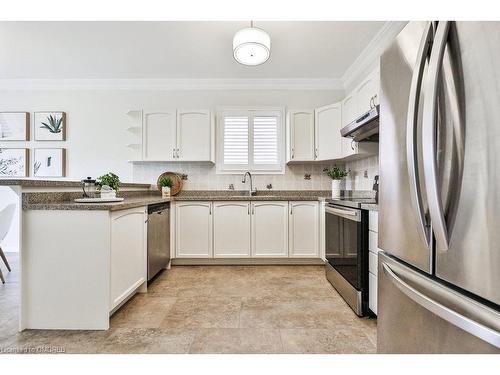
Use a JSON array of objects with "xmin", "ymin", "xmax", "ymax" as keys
[{"xmin": 325, "ymin": 206, "xmax": 361, "ymax": 222}]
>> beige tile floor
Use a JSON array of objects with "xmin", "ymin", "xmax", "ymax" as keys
[{"xmin": 0, "ymin": 253, "xmax": 376, "ymax": 354}]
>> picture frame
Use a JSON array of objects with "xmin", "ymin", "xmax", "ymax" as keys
[
  {"xmin": 0, "ymin": 112, "xmax": 30, "ymax": 141},
  {"xmin": 34, "ymin": 111, "xmax": 66, "ymax": 141},
  {"xmin": 33, "ymin": 148, "xmax": 66, "ymax": 177},
  {"xmin": 0, "ymin": 148, "xmax": 29, "ymax": 177}
]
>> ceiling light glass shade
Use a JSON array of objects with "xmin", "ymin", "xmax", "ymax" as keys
[{"xmin": 233, "ymin": 27, "xmax": 271, "ymax": 66}]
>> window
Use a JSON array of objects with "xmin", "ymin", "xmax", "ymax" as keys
[{"xmin": 217, "ymin": 108, "xmax": 284, "ymax": 174}]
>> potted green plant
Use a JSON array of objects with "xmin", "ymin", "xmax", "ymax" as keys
[
  {"xmin": 323, "ymin": 166, "xmax": 349, "ymax": 198},
  {"xmin": 158, "ymin": 176, "xmax": 173, "ymax": 198},
  {"xmin": 97, "ymin": 172, "xmax": 120, "ymax": 198}
]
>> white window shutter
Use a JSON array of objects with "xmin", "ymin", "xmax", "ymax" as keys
[
  {"xmin": 253, "ymin": 116, "xmax": 279, "ymax": 165},
  {"xmin": 223, "ymin": 116, "xmax": 249, "ymax": 165}
]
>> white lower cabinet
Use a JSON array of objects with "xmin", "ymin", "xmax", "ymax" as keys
[
  {"xmin": 173, "ymin": 200, "xmax": 321, "ymax": 260},
  {"xmin": 251, "ymin": 202, "xmax": 289, "ymax": 257},
  {"xmin": 368, "ymin": 210, "xmax": 379, "ymax": 315},
  {"xmin": 213, "ymin": 202, "xmax": 251, "ymax": 257},
  {"xmin": 110, "ymin": 207, "xmax": 147, "ymax": 310},
  {"xmin": 369, "ymin": 271, "xmax": 378, "ymax": 315},
  {"xmin": 289, "ymin": 201, "xmax": 319, "ymax": 257},
  {"xmin": 175, "ymin": 202, "xmax": 213, "ymax": 258}
]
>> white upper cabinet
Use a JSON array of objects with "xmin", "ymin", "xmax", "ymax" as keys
[
  {"xmin": 177, "ymin": 110, "xmax": 213, "ymax": 162},
  {"xmin": 289, "ymin": 202, "xmax": 319, "ymax": 257},
  {"xmin": 287, "ymin": 110, "xmax": 315, "ymax": 162},
  {"xmin": 251, "ymin": 202, "xmax": 288, "ymax": 257},
  {"xmin": 213, "ymin": 202, "xmax": 251, "ymax": 258},
  {"xmin": 142, "ymin": 110, "xmax": 177, "ymax": 161},
  {"xmin": 341, "ymin": 94, "xmax": 357, "ymax": 127},
  {"xmin": 314, "ymin": 102, "xmax": 342, "ymax": 161},
  {"xmin": 142, "ymin": 109, "xmax": 213, "ymax": 162},
  {"xmin": 340, "ymin": 67, "xmax": 380, "ymax": 159},
  {"xmin": 355, "ymin": 68, "xmax": 380, "ymax": 116},
  {"xmin": 175, "ymin": 202, "xmax": 213, "ymax": 258}
]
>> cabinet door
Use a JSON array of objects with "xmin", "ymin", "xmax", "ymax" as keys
[
  {"xmin": 177, "ymin": 110, "xmax": 212, "ymax": 161},
  {"xmin": 369, "ymin": 272, "xmax": 378, "ymax": 315},
  {"xmin": 314, "ymin": 103, "xmax": 342, "ymax": 160},
  {"xmin": 213, "ymin": 202, "xmax": 251, "ymax": 257},
  {"xmin": 341, "ymin": 94, "xmax": 358, "ymax": 158},
  {"xmin": 289, "ymin": 110, "xmax": 315, "ymax": 161},
  {"xmin": 175, "ymin": 202, "xmax": 212, "ymax": 258},
  {"xmin": 110, "ymin": 207, "xmax": 147, "ymax": 310},
  {"xmin": 289, "ymin": 202, "xmax": 319, "ymax": 257},
  {"xmin": 143, "ymin": 110, "xmax": 176, "ymax": 161},
  {"xmin": 355, "ymin": 68, "xmax": 380, "ymax": 116},
  {"xmin": 251, "ymin": 202, "xmax": 288, "ymax": 257}
]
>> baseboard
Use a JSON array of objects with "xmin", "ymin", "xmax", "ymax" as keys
[{"xmin": 171, "ymin": 258, "xmax": 325, "ymax": 266}]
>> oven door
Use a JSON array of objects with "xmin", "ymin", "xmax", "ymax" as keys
[{"xmin": 325, "ymin": 205, "xmax": 362, "ymax": 289}]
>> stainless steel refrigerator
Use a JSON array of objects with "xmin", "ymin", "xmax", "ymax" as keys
[{"xmin": 378, "ymin": 21, "xmax": 500, "ymax": 353}]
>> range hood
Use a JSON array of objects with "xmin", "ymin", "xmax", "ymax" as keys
[{"xmin": 340, "ymin": 105, "xmax": 379, "ymax": 142}]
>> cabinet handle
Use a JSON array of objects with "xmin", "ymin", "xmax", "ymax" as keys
[
  {"xmin": 176, "ymin": 148, "xmax": 180, "ymax": 158},
  {"xmin": 291, "ymin": 148, "xmax": 294, "ymax": 159},
  {"xmin": 209, "ymin": 204, "xmax": 212, "ymax": 215},
  {"xmin": 172, "ymin": 148, "xmax": 176, "ymax": 158},
  {"xmin": 369, "ymin": 96, "xmax": 374, "ymax": 109},
  {"xmin": 351, "ymin": 139, "xmax": 355, "ymax": 151},
  {"xmin": 252, "ymin": 204, "xmax": 255, "ymax": 215},
  {"xmin": 248, "ymin": 204, "xmax": 250, "ymax": 215},
  {"xmin": 290, "ymin": 204, "xmax": 293, "ymax": 215},
  {"xmin": 315, "ymin": 148, "xmax": 318, "ymax": 159}
]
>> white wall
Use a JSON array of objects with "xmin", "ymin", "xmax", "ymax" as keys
[
  {"xmin": 0, "ymin": 88, "xmax": 343, "ymax": 184},
  {"xmin": 0, "ymin": 187, "xmax": 19, "ymax": 253}
]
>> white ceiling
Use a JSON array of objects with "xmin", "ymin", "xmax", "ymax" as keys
[{"xmin": 0, "ymin": 21, "xmax": 386, "ymax": 80}]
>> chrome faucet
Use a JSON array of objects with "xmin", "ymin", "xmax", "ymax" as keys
[{"xmin": 242, "ymin": 171, "xmax": 257, "ymax": 196}]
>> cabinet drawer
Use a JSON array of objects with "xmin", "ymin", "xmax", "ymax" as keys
[
  {"xmin": 369, "ymin": 250, "xmax": 378, "ymax": 275},
  {"xmin": 369, "ymin": 211, "xmax": 378, "ymax": 232},
  {"xmin": 369, "ymin": 230, "xmax": 378, "ymax": 253},
  {"xmin": 369, "ymin": 272, "xmax": 378, "ymax": 315}
]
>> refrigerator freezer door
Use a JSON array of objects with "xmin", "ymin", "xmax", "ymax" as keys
[
  {"xmin": 427, "ymin": 22, "xmax": 500, "ymax": 305},
  {"xmin": 378, "ymin": 252, "xmax": 500, "ymax": 353},
  {"xmin": 379, "ymin": 21, "xmax": 432, "ymax": 272}
]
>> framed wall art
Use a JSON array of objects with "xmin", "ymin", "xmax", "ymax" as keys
[
  {"xmin": 0, "ymin": 112, "xmax": 30, "ymax": 141},
  {"xmin": 34, "ymin": 112, "xmax": 66, "ymax": 141},
  {"xmin": 33, "ymin": 148, "xmax": 66, "ymax": 177},
  {"xmin": 0, "ymin": 148, "xmax": 29, "ymax": 177}
]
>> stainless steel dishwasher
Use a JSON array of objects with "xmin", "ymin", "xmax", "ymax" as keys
[{"xmin": 147, "ymin": 202, "xmax": 170, "ymax": 281}]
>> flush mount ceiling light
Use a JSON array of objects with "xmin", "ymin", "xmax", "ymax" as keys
[{"xmin": 233, "ymin": 21, "xmax": 271, "ymax": 66}]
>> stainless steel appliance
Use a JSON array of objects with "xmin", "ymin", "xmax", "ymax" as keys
[
  {"xmin": 379, "ymin": 21, "xmax": 500, "ymax": 353},
  {"xmin": 147, "ymin": 202, "xmax": 170, "ymax": 281},
  {"xmin": 340, "ymin": 105, "xmax": 379, "ymax": 142},
  {"xmin": 325, "ymin": 200, "xmax": 370, "ymax": 316}
]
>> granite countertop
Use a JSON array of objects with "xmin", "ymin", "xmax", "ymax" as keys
[
  {"xmin": 172, "ymin": 190, "xmax": 331, "ymax": 202},
  {"xmin": 22, "ymin": 189, "xmax": 379, "ymax": 211},
  {"xmin": 24, "ymin": 196, "xmax": 172, "ymax": 211},
  {"xmin": 0, "ymin": 178, "xmax": 151, "ymax": 189},
  {"xmin": 22, "ymin": 190, "xmax": 331, "ymax": 211}
]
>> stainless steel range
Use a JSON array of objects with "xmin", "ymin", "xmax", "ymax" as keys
[{"xmin": 324, "ymin": 198, "xmax": 372, "ymax": 316}]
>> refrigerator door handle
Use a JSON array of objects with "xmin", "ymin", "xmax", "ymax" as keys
[
  {"xmin": 382, "ymin": 261, "xmax": 500, "ymax": 348},
  {"xmin": 422, "ymin": 21, "xmax": 451, "ymax": 251},
  {"xmin": 406, "ymin": 22, "xmax": 433, "ymax": 247}
]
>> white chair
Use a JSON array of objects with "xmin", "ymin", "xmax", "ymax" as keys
[{"xmin": 0, "ymin": 203, "xmax": 15, "ymax": 284}]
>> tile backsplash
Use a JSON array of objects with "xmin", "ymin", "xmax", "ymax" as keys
[
  {"xmin": 344, "ymin": 155, "xmax": 379, "ymax": 191},
  {"xmin": 133, "ymin": 163, "xmax": 334, "ymax": 191},
  {"xmin": 132, "ymin": 155, "xmax": 379, "ymax": 191}
]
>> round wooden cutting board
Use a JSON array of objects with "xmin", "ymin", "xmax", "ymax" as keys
[{"xmin": 156, "ymin": 172, "xmax": 183, "ymax": 196}]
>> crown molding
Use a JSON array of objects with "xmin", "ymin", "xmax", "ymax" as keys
[
  {"xmin": 341, "ymin": 21, "xmax": 408, "ymax": 91},
  {"xmin": 0, "ymin": 78, "xmax": 344, "ymax": 91}
]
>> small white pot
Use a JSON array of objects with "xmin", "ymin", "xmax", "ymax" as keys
[
  {"xmin": 162, "ymin": 186, "xmax": 171, "ymax": 198},
  {"xmin": 100, "ymin": 189, "xmax": 116, "ymax": 199},
  {"xmin": 331, "ymin": 180, "xmax": 341, "ymax": 199}
]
